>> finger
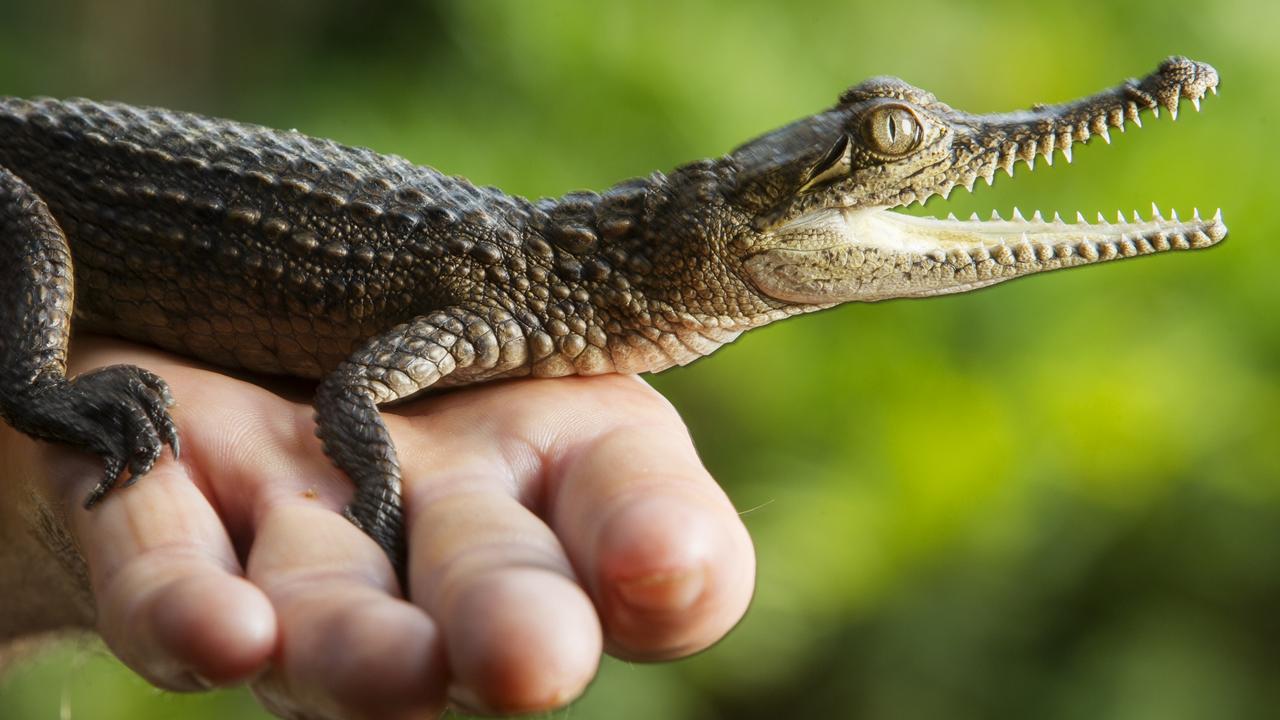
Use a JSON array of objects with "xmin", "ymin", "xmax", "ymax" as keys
[
  {"xmin": 40, "ymin": 341, "xmax": 279, "ymax": 690},
  {"xmin": 404, "ymin": 468, "xmax": 601, "ymax": 716},
  {"xmin": 542, "ymin": 379, "xmax": 755, "ymax": 660},
  {"xmin": 247, "ymin": 503, "xmax": 447, "ymax": 720},
  {"xmin": 393, "ymin": 374, "xmax": 754, "ymax": 664},
  {"xmin": 42, "ymin": 443, "xmax": 276, "ymax": 690}
]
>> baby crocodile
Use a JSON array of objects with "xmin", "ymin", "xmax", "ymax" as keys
[{"xmin": 0, "ymin": 57, "xmax": 1225, "ymax": 571}]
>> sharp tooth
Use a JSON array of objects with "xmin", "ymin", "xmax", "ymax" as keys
[
  {"xmin": 947, "ymin": 212, "xmax": 958, "ymax": 221},
  {"xmin": 1024, "ymin": 155, "xmax": 1036, "ymax": 171},
  {"xmin": 1213, "ymin": 208, "xmax": 1222, "ymax": 221},
  {"xmin": 1171, "ymin": 208, "xmax": 1180, "ymax": 222},
  {"xmin": 1151, "ymin": 202, "xmax": 1164, "ymax": 220},
  {"xmin": 1116, "ymin": 210, "xmax": 1126, "ymax": 223},
  {"xmin": 1097, "ymin": 212, "xmax": 1108, "ymax": 224},
  {"xmin": 1210, "ymin": 86, "xmax": 1218, "ymax": 96},
  {"xmin": 1192, "ymin": 97, "xmax": 1201, "ymax": 112},
  {"xmin": 1151, "ymin": 106, "xmax": 1160, "ymax": 119},
  {"xmin": 991, "ymin": 209, "xmax": 1002, "ymax": 221},
  {"xmin": 1076, "ymin": 211, "xmax": 1087, "ymax": 224},
  {"xmin": 1031, "ymin": 210, "xmax": 1043, "ymax": 222},
  {"xmin": 1043, "ymin": 150, "xmax": 1054, "ymax": 166},
  {"xmin": 1012, "ymin": 207, "xmax": 1025, "ymax": 221},
  {"xmin": 1099, "ymin": 126, "xmax": 1111, "ymax": 144},
  {"xmin": 1132, "ymin": 210, "xmax": 1142, "ymax": 223},
  {"xmin": 970, "ymin": 212, "xmax": 980, "ymax": 221},
  {"xmin": 942, "ymin": 182, "xmax": 955, "ymax": 199},
  {"xmin": 1193, "ymin": 208, "xmax": 1202, "ymax": 220},
  {"xmin": 982, "ymin": 158, "xmax": 998, "ymax": 185},
  {"xmin": 1000, "ymin": 150, "xmax": 1017, "ymax": 176},
  {"xmin": 1132, "ymin": 114, "xmax": 1142, "ymax": 128},
  {"xmin": 1053, "ymin": 211, "xmax": 1064, "ymax": 224},
  {"xmin": 1062, "ymin": 146, "xmax": 1073, "ymax": 163},
  {"xmin": 1170, "ymin": 104, "xmax": 1179, "ymax": 121}
]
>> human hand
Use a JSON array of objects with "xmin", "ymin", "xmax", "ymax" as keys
[{"xmin": 0, "ymin": 335, "xmax": 755, "ymax": 718}]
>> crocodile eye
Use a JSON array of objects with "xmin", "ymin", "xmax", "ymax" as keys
[{"xmin": 863, "ymin": 104, "xmax": 922, "ymax": 156}]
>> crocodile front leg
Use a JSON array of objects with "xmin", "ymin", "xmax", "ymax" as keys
[
  {"xmin": 313, "ymin": 307, "xmax": 529, "ymax": 574},
  {"xmin": 0, "ymin": 166, "xmax": 179, "ymax": 505}
]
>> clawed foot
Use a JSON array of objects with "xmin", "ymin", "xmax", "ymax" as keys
[
  {"xmin": 77, "ymin": 365, "xmax": 180, "ymax": 507},
  {"xmin": 18, "ymin": 364, "xmax": 180, "ymax": 507}
]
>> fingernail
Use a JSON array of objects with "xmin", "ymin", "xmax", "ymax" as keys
[
  {"xmin": 615, "ymin": 567, "xmax": 706, "ymax": 613},
  {"xmin": 448, "ymin": 684, "xmax": 493, "ymax": 715},
  {"xmin": 450, "ymin": 680, "xmax": 581, "ymax": 715},
  {"xmin": 171, "ymin": 671, "xmax": 216, "ymax": 692}
]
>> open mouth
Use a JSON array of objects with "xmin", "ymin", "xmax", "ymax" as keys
[{"xmin": 745, "ymin": 57, "xmax": 1227, "ymax": 305}]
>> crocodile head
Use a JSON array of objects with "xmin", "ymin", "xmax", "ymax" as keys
[{"xmin": 726, "ymin": 56, "xmax": 1226, "ymax": 304}]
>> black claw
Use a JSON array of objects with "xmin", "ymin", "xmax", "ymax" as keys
[
  {"xmin": 140, "ymin": 384, "xmax": 181, "ymax": 461},
  {"xmin": 126, "ymin": 445, "xmax": 160, "ymax": 481},
  {"xmin": 167, "ymin": 428, "xmax": 182, "ymax": 460},
  {"xmin": 84, "ymin": 455, "xmax": 127, "ymax": 508},
  {"xmin": 150, "ymin": 413, "xmax": 179, "ymax": 461}
]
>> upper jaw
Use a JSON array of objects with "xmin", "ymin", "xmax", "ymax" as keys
[
  {"xmin": 865, "ymin": 56, "xmax": 1227, "ymax": 286},
  {"xmin": 897, "ymin": 56, "xmax": 1220, "ymax": 208}
]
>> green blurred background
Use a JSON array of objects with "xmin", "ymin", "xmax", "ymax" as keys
[{"xmin": 1, "ymin": 0, "xmax": 1276, "ymax": 718}]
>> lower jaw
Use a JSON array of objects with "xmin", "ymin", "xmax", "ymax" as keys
[{"xmin": 854, "ymin": 204, "xmax": 1226, "ymax": 263}]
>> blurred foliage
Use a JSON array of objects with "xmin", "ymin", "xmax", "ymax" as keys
[{"xmin": 1, "ymin": 0, "xmax": 1277, "ymax": 718}]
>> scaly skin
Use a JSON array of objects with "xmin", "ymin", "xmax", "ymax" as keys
[{"xmin": 0, "ymin": 57, "xmax": 1226, "ymax": 572}]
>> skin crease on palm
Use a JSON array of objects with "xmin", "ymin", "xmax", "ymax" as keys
[{"xmin": 0, "ymin": 335, "xmax": 756, "ymax": 719}]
